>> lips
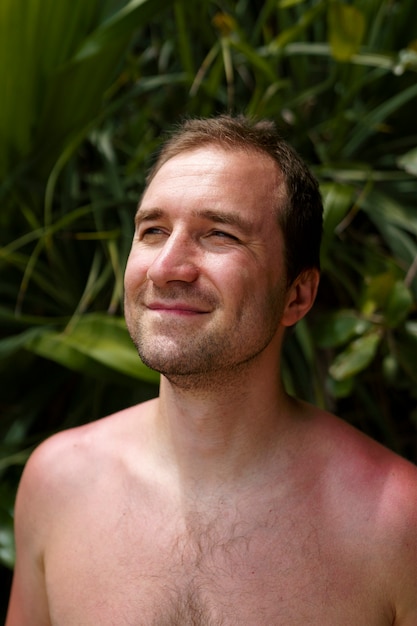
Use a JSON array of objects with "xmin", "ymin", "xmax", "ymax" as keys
[{"xmin": 145, "ymin": 301, "xmax": 209, "ymax": 314}]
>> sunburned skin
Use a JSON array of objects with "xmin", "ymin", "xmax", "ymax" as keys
[{"xmin": 9, "ymin": 399, "xmax": 415, "ymax": 626}]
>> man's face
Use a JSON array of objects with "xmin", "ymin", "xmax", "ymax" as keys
[{"xmin": 124, "ymin": 145, "xmax": 290, "ymax": 382}]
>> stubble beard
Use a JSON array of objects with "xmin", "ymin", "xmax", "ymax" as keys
[{"xmin": 125, "ymin": 284, "xmax": 286, "ymax": 392}]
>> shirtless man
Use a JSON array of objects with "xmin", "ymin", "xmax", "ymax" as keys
[{"xmin": 6, "ymin": 115, "xmax": 417, "ymax": 625}]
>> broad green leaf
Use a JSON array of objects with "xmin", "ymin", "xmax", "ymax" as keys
[
  {"xmin": 326, "ymin": 375, "xmax": 355, "ymax": 399},
  {"xmin": 384, "ymin": 281, "xmax": 413, "ymax": 328},
  {"xmin": 314, "ymin": 310, "xmax": 371, "ymax": 348},
  {"xmin": 361, "ymin": 273, "xmax": 396, "ymax": 316},
  {"xmin": 329, "ymin": 332, "xmax": 381, "ymax": 381},
  {"xmin": 328, "ymin": 3, "xmax": 365, "ymax": 62},
  {"xmin": 24, "ymin": 314, "xmax": 159, "ymax": 383}
]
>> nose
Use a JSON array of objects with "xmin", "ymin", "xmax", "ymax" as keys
[{"xmin": 146, "ymin": 232, "xmax": 199, "ymax": 286}]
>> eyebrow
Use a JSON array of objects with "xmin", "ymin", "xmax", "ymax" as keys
[
  {"xmin": 135, "ymin": 207, "xmax": 164, "ymax": 225},
  {"xmin": 135, "ymin": 207, "xmax": 253, "ymax": 235}
]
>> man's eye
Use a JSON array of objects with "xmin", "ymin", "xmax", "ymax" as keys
[
  {"xmin": 211, "ymin": 230, "xmax": 239, "ymax": 241},
  {"xmin": 141, "ymin": 227, "xmax": 165, "ymax": 238}
]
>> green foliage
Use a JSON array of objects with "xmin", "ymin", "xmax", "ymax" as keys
[
  {"xmin": 1, "ymin": 3, "xmax": 416, "ymax": 612},
  {"xmin": 24, "ymin": 313, "xmax": 160, "ymax": 383}
]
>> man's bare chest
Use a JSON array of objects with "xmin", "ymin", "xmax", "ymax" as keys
[{"xmin": 44, "ymin": 498, "xmax": 386, "ymax": 625}]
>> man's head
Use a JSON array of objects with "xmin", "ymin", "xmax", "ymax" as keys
[
  {"xmin": 146, "ymin": 114, "xmax": 323, "ymax": 286},
  {"xmin": 125, "ymin": 118, "xmax": 321, "ymax": 384}
]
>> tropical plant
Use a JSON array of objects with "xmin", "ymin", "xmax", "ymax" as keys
[{"xmin": 1, "ymin": 0, "xmax": 416, "ymax": 615}]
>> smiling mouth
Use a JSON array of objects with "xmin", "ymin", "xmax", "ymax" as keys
[{"xmin": 146, "ymin": 303, "xmax": 209, "ymax": 315}]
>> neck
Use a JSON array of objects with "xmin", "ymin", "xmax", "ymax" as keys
[{"xmin": 152, "ymin": 360, "xmax": 298, "ymax": 492}]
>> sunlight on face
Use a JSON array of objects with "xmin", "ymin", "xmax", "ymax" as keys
[{"xmin": 124, "ymin": 146, "xmax": 288, "ymax": 383}]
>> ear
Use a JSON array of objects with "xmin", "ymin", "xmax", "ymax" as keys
[{"xmin": 281, "ymin": 268, "xmax": 320, "ymax": 328}]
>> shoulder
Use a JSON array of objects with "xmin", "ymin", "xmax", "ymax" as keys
[
  {"xmin": 8, "ymin": 401, "xmax": 157, "ymax": 625},
  {"xmin": 373, "ymin": 454, "xmax": 417, "ymax": 625},
  {"xmin": 23, "ymin": 398, "xmax": 157, "ymax": 476},
  {"xmin": 369, "ymin": 449, "xmax": 417, "ymax": 626},
  {"xmin": 312, "ymin": 408, "xmax": 417, "ymax": 527},
  {"xmin": 15, "ymin": 400, "xmax": 157, "ymax": 532},
  {"xmin": 310, "ymin": 408, "xmax": 417, "ymax": 623}
]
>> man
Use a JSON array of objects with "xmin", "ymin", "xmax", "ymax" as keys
[{"xmin": 6, "ymin": 115, "xmax": 417, "ymax": 625}]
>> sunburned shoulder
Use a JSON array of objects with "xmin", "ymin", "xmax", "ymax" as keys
[
  {"xmin": 311, "ymin": 407, "xmax": 417, "ymax": 516},
  {"xmin": 303, "ymin": 408, "xmax": 417, "ymax": 622},
  {"xmin": 308, "ymin": 409, "xmax": 417, "ymax": 605}
]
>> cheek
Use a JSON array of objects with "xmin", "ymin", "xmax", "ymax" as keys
[
  {"xmin": 215, "ymin": 266, "xmax": 253, "ymax": 311},
  {"xmin": 123, "ymin": 261, "xmax": 135, "ymax": 294},
  {"xmin": 124, "ymin": 250, "xmax": 148, "ymax": 292}
]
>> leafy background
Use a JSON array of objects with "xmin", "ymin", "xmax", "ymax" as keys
[{"xmin": 1, "ymin": 0, "xmax": 416, "ymax": 616}]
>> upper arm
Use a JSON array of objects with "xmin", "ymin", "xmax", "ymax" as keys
[
  {"xmin": 5, "ymin": 436, "xmax": 70, "ymax": 626},
  {"xmin": 384, "ymin": 463, "xmax": 417, "ymax": 626},
  {"xmin": 6, "ymin": 444, "xmax": 50, "ymax": 626},
  {"xmin": 6, "ymin": 550, "xmax": 51, "ymax": 625},
  {"xmin": 391, "ymin": 538, "xmax": 417, "ymax": 626},
  {"xmin": 392, "ymin": 535, "xmax": 417, "ymax": 626}
]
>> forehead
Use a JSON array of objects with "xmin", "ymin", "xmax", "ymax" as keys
[{"xmin": 141, "ymin": 146, "xmax": 284, "ymax": 214}]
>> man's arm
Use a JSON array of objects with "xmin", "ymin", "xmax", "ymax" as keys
[
  {"xmin": 5, "ymin": 443, "xmax": 57, "ymax": 625},
  {"xmin": 6, "ymin": 555, "xmax": 51, "ymax": 626},
  {"xmin": 386, "ymin": 461, "xmax": 417, "ymax": 626}
]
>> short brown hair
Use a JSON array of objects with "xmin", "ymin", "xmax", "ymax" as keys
[{"xmin": 146, "ymin": 114, "xmax": 323, "ymax": 285}]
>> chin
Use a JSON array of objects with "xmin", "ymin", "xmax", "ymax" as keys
[{"xmin": 140, "ymin": 353, "xmax": 208, "ymax": 377}]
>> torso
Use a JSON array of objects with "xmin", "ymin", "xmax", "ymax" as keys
[{"xmin": 41, "ymin": 403, "xmax": 403, "ymax": 625}]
